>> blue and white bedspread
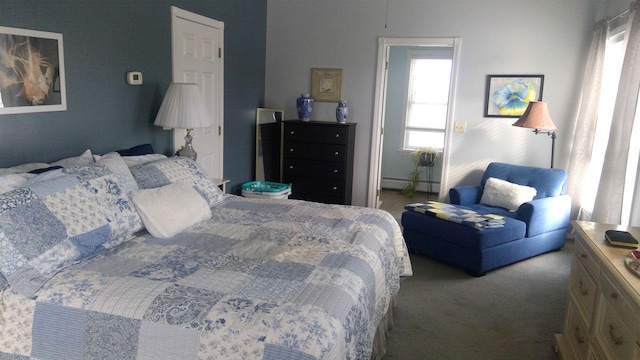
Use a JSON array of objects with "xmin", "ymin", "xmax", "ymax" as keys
[{"xmin": 1, "ymin": 196, "xmax": 412, "ymax": 360}]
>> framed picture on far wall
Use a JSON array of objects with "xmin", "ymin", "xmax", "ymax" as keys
[
  {"xmin": 311, "ymin": 68, "xmax": 343, "ymax": 102},
  {"xmin": 0, "ymin": 26, "xmax": 66, "ymax": 115},
  {"xmin": 484, "ymin": 75, "xmax": 544, "ymax": 118}
]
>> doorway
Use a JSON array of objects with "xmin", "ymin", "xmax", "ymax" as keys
[{"xmin": 368, "ymin": 37, "xmax": 461, "ymax": 208}]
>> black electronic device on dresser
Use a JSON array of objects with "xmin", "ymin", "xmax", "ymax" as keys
[{"xmin": 260, "ymin": 120, "xmax": 356, "ymax": 205}]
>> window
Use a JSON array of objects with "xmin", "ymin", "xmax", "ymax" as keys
[{"xmin": 403, "ymin": 50, "xmax": 453, "ymax": 151}]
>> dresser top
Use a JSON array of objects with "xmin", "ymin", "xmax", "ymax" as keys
[
  {"xmin": 284, "ymin": 120, "xmax": 356, "ymax": 126},
  {"xmin": 572, "ymin": 220, "xmax": 640, "ymax": 306}
]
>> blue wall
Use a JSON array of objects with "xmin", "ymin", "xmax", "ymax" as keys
[{"xmin": 0, "ymin": 0, "xmax": 266, "ymax": 193}]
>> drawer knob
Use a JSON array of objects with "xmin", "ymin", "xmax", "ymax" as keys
[
  {"xmin": 609, "ymin": 324, "xmax": 624, "ymax": 345},
  {"xmin": 289, "ymin": 165, "xmax": 294, "ymax": 169},
  {"xmin": 332, "ymin": 186, "xmax": 338, "ymax": 190},
  {"xmin": 334, "ymin": 169, "xmax": 338, "ymax": 173},
  {"xmin": 335, "ymin": 134, "xmax": 340, "ymax": 138},
  {"xmin": 334, "ymin": 151, "xmax": 339, "ymax": 155},
  {"xmin": 578, "ymin": 280, "xmax": 589, "ymax": 296},
  {"xmin": 289, "ymin": 148, "xmax": 294, "ymax": 152},
  {"xmin": 574, "ymin": 326, "xmax": 585, "ymax": 344},
  {"xmin": 290, "ymin": 131, "xmax": 295, "ymax": 135}
]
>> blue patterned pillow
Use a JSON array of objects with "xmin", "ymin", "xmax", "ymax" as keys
[
  {"xmin": 0, "ymin": 163, "xmax": 143, "ymax": 297},
  {"xmin": 130, "ymin": 157, "xmax": 223, "ymax": 207}
]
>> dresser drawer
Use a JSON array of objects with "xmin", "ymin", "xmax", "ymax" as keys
[
  {"xmin": 286, "ymin": 177, "xmax": 346, "ymax": 203},
  {"xmin": 283, "ymin": 158, "xmax": 345, "ymax": 179},
  {"xmin": 285, "ymin": 123, "xmax": 350, "ymax": 144},
  {"xmin": 599, "ymin": 273, "xmax": 636, "ymax": 333},
  {"xmin": 569, "ymin": 256, "xmax": 598, "ymax": 323},
  {"xmin": 563, "ymin": 300, "xmax": 591, "ymax": 360},
  {"xmin": 594, "ymin": 294, "xmax": 634, "ymax": 359},
  {"xmin": 283, "ymin": 142, "xmax": 348, "ymax": 162},
  {"xmin": 575, "ymin": 236, "xmax": 600, "ymax": 278}
]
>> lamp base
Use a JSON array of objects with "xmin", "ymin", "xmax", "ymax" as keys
[{"xmin": 177, "ymin": 129, "xmax": 197, "ymax": 161}]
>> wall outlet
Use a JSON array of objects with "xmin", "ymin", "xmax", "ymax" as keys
[{"xmin": 454, "ymin": 121, "xmax": 466, "ymax": 133}]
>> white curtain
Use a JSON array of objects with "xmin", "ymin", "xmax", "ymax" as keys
[
  {"xmin": 566, "ymin": 21, "xmax": 607, "ymax": 220},
  {"xmin": 592, "ymin": 4, "xmax": 640, "ymax": 224}
]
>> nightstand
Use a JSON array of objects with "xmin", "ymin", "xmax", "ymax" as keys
[{"xmin": 213, "ymin": 178, "xmax": 229, "ymax": 193}]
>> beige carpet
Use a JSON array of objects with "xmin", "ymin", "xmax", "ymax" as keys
[{"xmin": 378, "ymin": 189, "xmax": 571, "ymax": 360}]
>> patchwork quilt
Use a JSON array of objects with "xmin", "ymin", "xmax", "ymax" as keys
[
  {"xmin": 405, "ymin": 201, "xmax": 505, "ymax": 230},
  {"xmin": 1, "ymin": 196, "xmax": 411, "ymax": 360}
]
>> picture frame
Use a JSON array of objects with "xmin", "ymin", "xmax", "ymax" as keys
[
  {"xmin": 311, "ymin": 68, "xmax": 343, "ymax": 103},
  {"xmin": 484, "ymin": 75, "xmax": 543, "ymax": 118},
  {"xmin": 0, "ymin": 26, "xmax": 66, "ymax": 115}
]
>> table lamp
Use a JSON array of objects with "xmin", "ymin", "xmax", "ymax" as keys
[{"xmin": 154, "ymin": 83, "xmax": 212, "ymax": 160}]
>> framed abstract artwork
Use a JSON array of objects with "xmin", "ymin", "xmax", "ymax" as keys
[
  {"xmin": 484, "ymin": 75, "xmax": 543, "ymax": 118},
  {"xmin": 311, "ymin": 68, "xmax": 343, "ymax": 103},
  {"xmin": 0, "ymin": 26, "xmax": 66, "ymax": 115}
]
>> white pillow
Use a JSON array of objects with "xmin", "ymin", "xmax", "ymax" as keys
[
  {"xmin": 0, "ymin": 173, "xmax": 35, "ymax": 194},
  {"xmin": 51, "ymin": 149, "xmax": 94, "ymax": 167},
  {"xmin": 480, "ymin": 177, "xmax": 537, "ymax": 211},
  {"xmin": 122, "ymin": 154, "xmax": 167, "ymax": 167},
  {"xmin": 130, "ymin": 182, "xmax": 211, "ymax": 238},
  {"xmin": 0, "ymin": 163, "xmax": 50, "ymax": 175}
]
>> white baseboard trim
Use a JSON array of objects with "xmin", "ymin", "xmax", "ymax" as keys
[{"xmin": 381, "ymin": 178, "xmax": 440, "ymax": 193}]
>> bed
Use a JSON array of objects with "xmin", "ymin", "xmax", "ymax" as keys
[{"xmin": 0, "ymin": 151, "xmax": 412, "ymax": 360}]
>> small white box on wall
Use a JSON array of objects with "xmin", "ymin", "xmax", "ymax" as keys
[{"xmin": 126, "ymin": 71, "xmax": 143, "ymax": 85}]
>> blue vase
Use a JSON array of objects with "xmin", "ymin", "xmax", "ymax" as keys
[
  {"xmin": 336, "ymin": 100, "xmax": 348, "ymax": 123},
  {"xmin": 296, "ymin": 94, "xmax": 313, "ymax": 121}
]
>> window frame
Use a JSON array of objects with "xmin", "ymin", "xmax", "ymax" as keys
[{"xmin": 402, "ymin": 49, "xmax": 453, "ymax": 152}]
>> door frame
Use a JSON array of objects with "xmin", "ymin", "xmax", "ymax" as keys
[{"xmin": 368, "ymin": 37, "xmax": 461, "ymax": 207}]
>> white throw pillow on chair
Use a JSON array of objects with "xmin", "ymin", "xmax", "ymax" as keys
[{"xmin": 480, "ymin": 177, "xmax": 537, "ymax": 211}]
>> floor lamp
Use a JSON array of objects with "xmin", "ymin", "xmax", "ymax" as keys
[
  {"xmin": 154, "ymin": 83, "xmax": 212, "ymax": 160},
  {"xmin": 512, "ymin": 101, "xmax": 557, "ymax": 168}
]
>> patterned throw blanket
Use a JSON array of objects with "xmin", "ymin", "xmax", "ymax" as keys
[{"xmin": 405, "ymin": 201, "xmax": 505, "ymax": 230}]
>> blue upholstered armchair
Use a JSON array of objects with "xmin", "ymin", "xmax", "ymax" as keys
[
  {"xmin": 402, "ymin": 162, "xmax": 571, "ymax": 275},
  {"xmin": 449, "ymin": 162, "xmax": 571, "ymax": 246}
]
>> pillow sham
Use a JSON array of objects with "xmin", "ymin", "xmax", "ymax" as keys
[
  {"xmin": 130, "ymin": 157, "xmax": 223, "ymax": 207},
  {"xmin": 130, "ymin": 182, "xmax": 211, "ymax": 238},
  {"xmin": 51, "ymin": 149, "xmax": 94, "ymax": 167},
  {"xmin": 96, "ymin": 152, "xmax": 139, "ymax": 193},
  {"xmin": 480, "ymin": 177, "xmax": 537, "ymax": 211},
  {"xmin": 0, "ymin": 163, "xmax": 143, "ymax": 297}
]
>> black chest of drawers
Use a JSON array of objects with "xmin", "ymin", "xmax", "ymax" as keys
[{"xmin": 282, "ymin": 121, "xmax": 356, "ymax": 205}]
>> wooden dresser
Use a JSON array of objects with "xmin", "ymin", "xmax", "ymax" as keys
[
  {"xmin": 281, "ymin": 121, "xmax": 356, "ymax": 205},
  {"xmin": 555, "ymin": 221, "xmax": 640, "ymax": 359}
]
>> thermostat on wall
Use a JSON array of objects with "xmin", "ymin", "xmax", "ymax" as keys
[{"xmin": 126, "ymin": 71, "xmax": 143, "ymax": 85}]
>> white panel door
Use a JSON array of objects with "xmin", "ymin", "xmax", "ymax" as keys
[{"xmin": 171, "ymin": 7, "xmax": 224, "ymax": 179}]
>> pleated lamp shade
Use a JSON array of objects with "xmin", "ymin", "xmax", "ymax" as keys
[
  {"xmin": 154, "ymin": 83, "xmax": 212, "ymax": 129},
  {"xmin": 512, "ymin": 101, "xmax": 556, "ymax": 131}
]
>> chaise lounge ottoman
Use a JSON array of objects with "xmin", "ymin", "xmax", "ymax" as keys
[{"xmin": 402, "ymin": 205, "xmax": 527, "ymax": 276}]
